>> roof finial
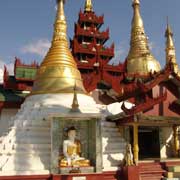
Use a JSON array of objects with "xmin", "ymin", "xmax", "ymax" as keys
[
  {"xmin": 165, "ymin": 18, "xmax": 178, "ymax": 73},
  {"xmin": 132, "ymin": 0, "xmax": 140, "ymax": 5},
  {"xmin": 85, "ymin": 0, "xmax": 93, "ymax": 12},
  {"xmin": 71, "ymin": 82, "xmax": 80, "ymax": 112},
  {"xmin": 166, "ymin": 16, "xmax": 173, "ymax": 37},
  {"xmin": 31, "ymin": 0, "xmax": 86, "ymax": 95},
  {"xmin": 126, "ymin": 0, "xmax": 161, "ymax": 75}
]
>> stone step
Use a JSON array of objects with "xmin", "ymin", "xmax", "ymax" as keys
[
  {"xmin": 0, "ymin": 170, "xmax": 50, "ymax": 175},
  {"xmin": 102, "ymin": 128, "xmax": 119, "ymax": 133},
  {"xmin": 16, "ymin": 131, "xmax": 50, "ymax": 138},
  {"xmin": 14, "ymin": 137, "xmax": 51, "ymax": 144},
  {"xmin": 13, "ymin": 143, "xmax": 51, "ymax": 151},
  {"xmin": 101, "ymin": 121, "xmax": 127, "ymax": 172},
  {"xmin": 12, "ymin": 126, "xmax": 50, "ymax": 132},
  {"xmin": 0, "ymin": 155, "xmax": 9, "ymax": 168},
  {"xmin": 103, "ymin": 141, "xmax": 126, "ymax": 148},
  {"xmin": 0, "ymin": 152, "xmax": 50, "ymax": 158},
  {"xmin": 168, "ymin": 166, "xmax": 180, "ymax": 172},
  {"xmin": 102, "ymin": 131, "xmax": 122, "ymax": 137},
  {"xmin": 103, "ymin": 148, "xmax": 125, "ymax": 154},
  {"xmin": 1, "ymin": 153, "xmax": 50, "ymax": 171},
  {"xmin": 163, "ymin": 178, "xmax": 180, "ymax": 180},
  {"xmin": 1, "ymin": 148, "xmax": 50, "ymax": 154},
  {"xmin": 103, "ymin": 144, "xmax": 126, "ymax": 152},
  {"xmin": 103, "ymin": 166, "xmax": 119, "ymax": 172},
  {"xmin": 165, "ymin": 172, "xmax": 180, "ymax": 178},
  {"xmin": 103, "ymin": 153, "xmax": 124, "ymax": 164},
  {"xmin": 101, "ymin": 121, "xmax": 116, "ymax": 128},
  {"xmin": 102, "ymin": 137, "xmax": 126, "ymax": 142},
  {"xmin": 17, "ymin": 120, "xmax": 51, "ymax": 128},
  {"xmin": 140, "ymin": 165, "xmax": 164, "ymax": 171},
  {"xmin": 140, "ymin": 176, "xmax": 163, "ymax": 180},
  {"xmin": 2, "ymin": 162, "xmax": 50, "ymax": 171}
]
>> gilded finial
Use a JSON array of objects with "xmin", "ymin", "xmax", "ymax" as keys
[
  {"xmin": 126, "ymin": 0, "xmax": 161, "ymax": 75},
  {"xmin": 132, "ymin": 0, "xmax": 140, "ymax": 5},
  {"xmin": 85, "ymin": 0, "xmax": 93, "ymax": 12},
  {"xmin": 166, "ymin": 17, "xmax": 173, "ymax": 37},
  {"xmin": 31, "ymin": 0, "xmax": 86, "ymax": 95},
  {"xmin": 165, "ymin": 18, "xmax": 178, "ymax": 73},
  {"xmin": 71, "ymin": 83, "xmax": 80, "ymax": 112}
]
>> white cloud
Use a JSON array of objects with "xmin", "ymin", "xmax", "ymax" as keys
[
  {"xmin": 109, "ymin": 44, "xmax": 127, "ymax": 65},
  {"xmin": 149, "ymin": 41, "xmax": 156, "ymax": 51},
  {"xmin": 0, "ymin": 59, "xmax": 14, "ymax": 84},
  {"xmin": 21, "ymin": 39, "xmax": 51, "ymax": 57}
]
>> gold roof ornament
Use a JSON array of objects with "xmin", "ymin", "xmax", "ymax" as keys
[
  {"xmin": 165, "ymin": 18, "xmax": 179, "ymax": 73},
  {"xmin": 126, "ymin": 0, "xmax": 161, "ymax": 75},
  {"xmin": 31, "ymin": 0, "xmax": 86, "ymax": 95},
  {"xmin": 71, "ymin": 83, "xmax": 80, "ymax": 112},
  {"xmin": 84, "ymin": 0, "xmax": 93, "ymax": 12}
]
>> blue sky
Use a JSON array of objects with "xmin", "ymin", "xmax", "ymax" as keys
[{"xmin": 0, "ymin": 0, "xmax": 180, "ymax": 74}]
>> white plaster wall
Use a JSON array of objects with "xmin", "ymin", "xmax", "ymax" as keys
[{"xmin": 0, "ymin": 109, "xmax": 18, "ymax": 137}]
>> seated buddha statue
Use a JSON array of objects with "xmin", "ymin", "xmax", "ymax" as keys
[{"xmin": 60, "ymin": 126, "xmax": 90, "ymax": 167}]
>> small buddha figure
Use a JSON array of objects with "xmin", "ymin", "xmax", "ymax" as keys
[
  {"xmin": 60, "ymin": 126, "xmax": 90, "ymax": 167},
  {"xmin": 124, "ymin": 144, "xmax": 134, "ymax": 166}
]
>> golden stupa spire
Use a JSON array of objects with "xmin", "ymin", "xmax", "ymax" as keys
[
  {"xmin": 31, "ymin": 0, "xmax": 86, "ymax": 95},
  {"xmin": 126, "ymin": 0, "xmax": 161, "ymax": 75},
  {"xmin": 84, "ymin": 0, "xmax": 93, "ymax": 12},
  {"xmin": 165, "ymin": 18, "xmax": 178, "ymax": 73}
]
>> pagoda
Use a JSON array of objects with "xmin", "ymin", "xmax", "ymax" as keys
[
  {"xmin": 71, "ymin": 0, "xmax": 124, "ymax": 92},
  {"xmin": 1, "ymin": 0, "xmax": 180, "ymax": 180}
]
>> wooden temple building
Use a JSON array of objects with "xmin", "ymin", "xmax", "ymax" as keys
[{"xmin": 1, "ymin": 0, "xmax": 180, "ymax": 180}]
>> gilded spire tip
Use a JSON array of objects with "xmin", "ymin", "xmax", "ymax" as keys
[
  {"xmin": 132, "ymin": 0, "xmax": 140, "ymax": 5},
  {"xmin": 165, "ymin": 16, "xmax": 173, "ymax": 37},
  {"xmin": 165, "ymin": 18, "xmax": 177, "ymax": 70},
  {"xmin": 85, "ymin": 0, "xmax": 93, "ymax": 12}
]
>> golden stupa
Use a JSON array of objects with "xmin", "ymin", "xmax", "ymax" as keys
[
  {"xmin": 31, "ymin": 0, "xmax": 86, "ymax": 95},
  {"xmin": 84, "ymin": 0, "xmax": 93, "ymax": 12},
  {"xmin": 165, "ymin": 20, "xmax": 179, "ymax": 74},
  {"xmin": 165, "ymin": 20, "xmax": 176, "ymax": 64},
  {"xmin": 126, "ymin": 0, "xmax": 161, "ymax": 75}
]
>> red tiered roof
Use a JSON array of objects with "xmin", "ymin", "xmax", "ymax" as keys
[
  {"xmin": 71, "ymin": 7, "xmax": 123, "ymax": 93},
  {"xmin": 79, "ymin": 10, "xmax": 104, "ymax": 25},
  {"xmin": 3, "ymin": 57, "xmax": 38, "ymax": 91},
  {"xmin": 75, "ymin": 24, "xmax": 109, "ymax": 40}
]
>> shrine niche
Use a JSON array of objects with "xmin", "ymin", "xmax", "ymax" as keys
[{"xmin": 51, "ymin": 116, "xmax": 102, "ymax": 174}]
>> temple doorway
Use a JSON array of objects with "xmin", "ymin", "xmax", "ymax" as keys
[{"xmin": 138, "ymin": 126, "xmax": 160, "ymax": 159}]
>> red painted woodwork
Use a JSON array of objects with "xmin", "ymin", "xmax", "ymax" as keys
[
  {"xmin": 169, "ymin": 100, "xmax": 180, "ymax": 115},
  {"xmin": 122, "ymin": 166, "xmax": 139, "ymax": 180},
  {"xmin": 138, "ymin": 162, "xmax": 165, "ymax": 180},
  {"xmin": 72, "ymin": 39, "xmax": 114, "ymax": 57},
  {"xmin": 79, "ymin": 10, "xmax": 104, "ymax": 25},
  {"xmin": 52, "ymin": 171, "xmax": 123, "ymax": 180},
  {"xmin": 0, "ymin": 175, "xmax": 51, "ymax": 180},
  {"xmin": 121, "ymin": 91, "xmax": 167, "ymax": 116},
  {"xmin": 75, "ymin": 24, "xmax": 109, "ymax": 40},
  {"xmin": 0, "ymin": 172, "xmax": 123, "ymax": 180},
  {"xmin": 0, "ymin": 101, "xmax": 23, "ymax": 110},
  {"xmin": 145, "ymin": 87, "xmax": 180, "ymax": 117}
]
